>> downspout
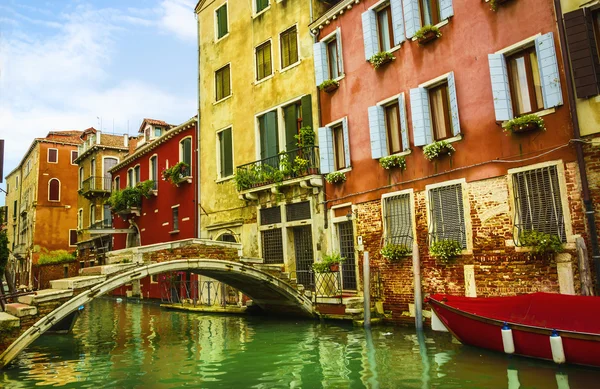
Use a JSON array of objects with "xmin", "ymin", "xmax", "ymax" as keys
[
  {"xmin": 195, "ymin": 10, "xmax": 202, "ymax": 240},
  {"xmin": 554, "ymin": 0, "xmax": 600, "ymax": 293}
]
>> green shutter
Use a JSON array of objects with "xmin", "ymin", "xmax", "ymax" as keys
[
  {"xmin": 183, "ymin": 138, "xmax": 191, "ymax": 168},
  {"xmin": 221, "ymin": 128, "xmax": 233, "ymax": 177},
  {"xmin": 300, "ymin": 95, "xmax": 313, "ymax": 130},
  {"xmin": 284, "ymin": 104, "xmax": 298, "ymax": 151},
  {"xmin": 217, "ymin": 5, "xmax": 228, "ymax": 38},
  {"xmin": 224, "ymin": 66, "xmax": 230, "ymax": 97},
  {"xmin": 260, "ymin": 111, "xmax": 278, "ymax": 160}
]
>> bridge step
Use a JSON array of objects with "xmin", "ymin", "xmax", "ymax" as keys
[
  {"xmin": 0, "ymin": 312, "xmax": 20, "ymax": 328},
  {"xmin": 18, "ymin": 289, "xmax": 74, "ymax": 305},
  {"xmin": 79, "ymin": 263, "xmax": 137, "ymax": 276},
  {"xmin": 4, "ymin": 303, "xmax": 37, "ymax": 317},
  {"xmin": 50, "ymin": 275, "xmax": 107, "ymax": 290}
]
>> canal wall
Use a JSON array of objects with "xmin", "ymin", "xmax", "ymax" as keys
[{"xmin": 33, "ymin": 262, "xmax": 80, "ymax": 290}]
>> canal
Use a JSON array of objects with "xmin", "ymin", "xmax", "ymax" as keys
[{"xmin": 1, "ymin": 298, "xmax": 599, "ymax": 388}]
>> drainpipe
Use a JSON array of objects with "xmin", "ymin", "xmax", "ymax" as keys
[
  {"xmin": 554, "ymin": 0, "xmax": 600, "ymax": 293},
  {"xmin": 196, "ymin": 11, "xmax": 202, "ymax": 240}
]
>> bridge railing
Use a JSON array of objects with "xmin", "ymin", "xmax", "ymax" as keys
[{"xmin": 159, "ymin": 276, "xmax": 241, "ymax": 308}]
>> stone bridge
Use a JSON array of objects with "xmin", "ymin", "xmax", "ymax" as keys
[{"xmin": 0, "ymin": 239, "xmax": 316, "ymax": 369}]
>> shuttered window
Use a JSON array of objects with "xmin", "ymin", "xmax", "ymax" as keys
[
  {"xmin": 332, "ymin": 123, "xmax": 346, "ymax": 171},
  {"xmin": 512, "ymin": 165, "xmax": 566, "ymax": 245},
  {"xmin": 172, "ymin": 207, "xmax": 179, "ymax": 231},
  {"xmin": 128, "ymin": 169, "xmax": 134, "ymax": 187},
  {"xmin": 48, "ymin": 178, "xmax": 60, "ymax": 201},
  {"xmin": 327, "ymin": 39, "xmax": 340, "ymax": 79},
  {"xmin": 320, "ymin": 118, "xmax": 350, "ymax": 173},
  {"xmin": 429, "ymin": 82, "xmax": 453, "ymax": 141},
  {"xmin": 259, "ymin": 111, "xmax": 279, "ymax": 162},
  {"xmin": 215, "ymin": 64, "xmax": 231, "ymax": 101},
  {"xmin": 150, "ymin": 156, "xmax": 158, "ymax": 190},
  {"xmin": 362, "ymin": 0, "xmax": 405, "ymax": 60},
  {"xmin": 506, "ymin": 47, "xmax": 544, "ymax": 116},
  {"xmin": 114, "ymin": 176, "xmax": 120, "ymax": 191},
  {"xmin": 69, "ymin": 230, "xmax": 77, "ymax": 246},
  {"xmin": 384, "ymin": 193, "xmax": 413, "ymax": 248},
  {"xmin": 564, "ymin": 8, "xmax": 600, "ymax": 98},
  {"xmin": 428, "ymin": 183, "xmax": 467, "ymax": 248},
  {"xmin": 420, "ymin": 0, "xmax": 440, "ymax": 26},
  {"xmin": 218, "ymin": 128, "xmax": 233, "ymax": 178},
  {"xmin": 48, "ymin": 148, "xmax": 58, "ymax": 163},
  {"xmin": 256, "ymin": 0, "xmax": 269, "ymax": 13},
  {"xmin": 71, "ymin": 150, "xmax": 78, "ymax": 164},
  {"xmin": 280, "ymin": 26, "xmax": 298, "ymax": 69},
  {"xmin": 215, "ymin": 4, "xmax": 228, "ymax": 39},
  {"xmin": 377, "ymin": 5, "xmax": 394, "ymax": 52},
  {"xmin": 180, "ymin": 138, "xmax": 192, "ymax": 175},
  {"xmin": 384, "ymin": 101, "xmax": 403, "ymax": 154},
  {"xmin": 256, "ymin": 41, "xmax": 272, "ymax": 81},
  {"xmin": 134, "ymin": 165, "xmax": 141, "ymax": 185},
  {"xmin": 90, "ymin": 204, "xmax": 96, "ymax": 225}
]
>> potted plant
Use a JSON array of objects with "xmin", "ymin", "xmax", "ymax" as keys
[
  {"xmin": 414, "ymin": 25, "xmax": 442, "ymax": 45},
  {"xmin": 503, "ymin": 114, "xmax": 546, "ymax": 134},
  {"xmin": 380, "ymin": 243, "xmax": 411, "ymax": 261},
  {"xmin": 518, "ymin": 230, "xmax": 563, "ymax": 254},
  {"xmin": 162, "ymin": 162, "xmax": 190, "ymax": 186},
  {"xmin": 379, "ymin": 155, "xmax": 407, "ymax": 170},
  {"xmin": 423, "ymin": 140, "xmax": 455, "ymax": 161},
  {"xmin": 325, "ymin": 171, "xmax": 346, "ymax": 184},
  {"xmin": 105, "ymin": 180, "xmax": 154, "ymax": 215},
  {"xmin": 429, "ymin": 239, "xmax": 463, "ymax": 262},
  {"xmin": 312, "ymin": 252, "xmax": 345, "ymax": 273},
  {"xmin": 319, "ymin": 79, "xmax": 340, "ymax": 93},
  {"xmin": 368, "ymin": 51, "xmax": 395, "ymax": 69}
]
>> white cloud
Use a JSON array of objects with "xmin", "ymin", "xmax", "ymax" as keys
[{"xmin": 159, "ymin": 0, "xmax": 197, "ymax": 41}]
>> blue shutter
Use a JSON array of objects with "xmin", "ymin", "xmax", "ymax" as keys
[
  {"xmin": 440, "ymin": 0, "xmax": 454, "ymax": 20},
  {"xmin": 313, "ymin": 41, "xmax": 328, "ymax": 86},
  {"xmin": 488, "ymin": 53, "xmax": 514, "ymax": 121},
  {"xmin": 368, "ymin": 105, "xmax": 388, "ymax": 159},
  {"xmin": 318, "ymin": 127, "xmax": 334, "ymax": 174},
  {"xmin": 399, "ymin": 93, "xmax": 410, "ymax": 151},
  {"xmin": 410, "ymin": 88, "xmax": 433, "ymax": 146},
  {"xmin": 362, "ymin": 10, "xmax": 378, "ymax": 60},
  {"xmin": 336, "ymin": 28, "xmax": 344, "ymax": 75},
  {"xmin": 403, "ymin": 0, "xmax": 421, "ymax": 39},
  {"xmin": 342, "ymin": 117, "xmax": 351, "ymax": 167},
  {"xmin": 390, "ymin": 0, "xmax": 405, "ymax": 46},
  {"xmin": 535, "ymin": 32, "xmax": 563, "ymax": 109},
  {"xmin": 447, "ymin": 72, "xmax": 461, "ymax": 136}
]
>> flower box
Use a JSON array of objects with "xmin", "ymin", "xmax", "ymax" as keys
[
  {"xmin": 510, "ymin": 122, "xmax": 540, "ymax": 133},
  {"xmin": 503, "ymin": 114, "xmax": 546, "ymax": 135},
  {"xmin": 323, "ymin": 83, "xmax": 339, "ymax": 93},
  {"xmin": 368, "ymin": 52, "xmax": 395, "ymax": 69},
  {"xmin": 418, "ymin": 31, "xmax": 438, "ymax": 44}
]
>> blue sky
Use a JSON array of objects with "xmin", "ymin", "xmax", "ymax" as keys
[{"xmin": 0, "ymin": 0, "xmax": 198, "ymax": 204}]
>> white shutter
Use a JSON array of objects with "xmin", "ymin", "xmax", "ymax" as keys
[
  {"xmin": 399, "ymin": 93, "xmax": 410, "ymax": 151},
  {"xmin": 403, "ymin": 0, "xmax": 421, "ymax": 39},
  {"xmin": 318, "ymin": 126, "xmax": 334, "ymax": 174},
  {"xmin": 368, "ymin": 105, "xmax": 388, "ymax": 159},
  {"xmin": 488, "ymin": 53, "xmax": 514, "ymax": 121},
  {"xmin": 342, "ymin": 117, "xmax": 351, "ymax": 167},
  {"xmin": 447, "ymin": 72, "xmax": 461, "ymax": 136},
  {"xmin": 410, "ymin": 88, "xmax": 433, "ymax": 146},
  {"xmin": 535, "ymin": 32, "xmax": 563, "ymax": 109},
  {"xmin": 336, "ymin": 28, "xmax": 344, "ymax": 75},
  {"xmin": 440, "ymin": 0, "xmax": 454, "ymax": 21},
  {"xmin": 313, "ymin": 41, "xmax": 328, "ymax": 86},
  {"xmin": 362, "ymin": 10, "xmax": 378, "ymax": 60},
  {"xmin": 390, "ymin": 0, "xmax": 406, "ymax": 46}
]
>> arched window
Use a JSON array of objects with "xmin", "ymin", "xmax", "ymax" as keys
[
  {"xmin": 216, "ymin": 233, "xmax": 237, "ymax": 243},
  {"xmin": 48, "ymin": 179, "xmax": 60, "ymax": 201},
  {"xmin": 180, "ymin": 137, "xmax": 192, "ymax": 175}
]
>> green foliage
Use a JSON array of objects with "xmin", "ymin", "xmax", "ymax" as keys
[
  {"xmin": 295, "ymin": 126, "xmax": 316, "ymax": 148},
  {"xmin": 379, "ymin": 155, "xmax": 407, "ymax": 170},
  {"xmin": 38, "ymin": 249, "xmax": 76, "ymax": 265},
  {"xmin": 325, "ymin": 171, "xmax": 346, "ymax": 184},
  {"xmin": 414, "ymin": 25, "xmax": 442, "ymax": 40},
  {"xmin": 368, "ymin": 51, "xmax": 395, "ymax": 69},
  {"xmin": 519, "ymin": 230, "xmax": 563, "ymax": 254},
  {"xmin": 380, "ymin": 243, "xmax": 411, "ymax": 261},
  {"xmin": 162, "ymin": 162, "xmax": 190, "ymax": 186},
  {"xmin": 430, "ymin": 239, "xmax": 463, "ymax": 262},
  {"xmin": 105, "ymin": 180, "xmax": 154, "ymax": 214},
  {"xmin": 503, "ymin": 114, "xmax": 546, "ymax": 134},
  {"xmin": 312, "ymin": 251, "xmax": 345, "ymax": 273},
  {"xmin": 318, "ymin": 79, "xmax": 340, "ymax": 91},
  {"xmin": 0, "ymin": 230, "xmax": 9, "ymax": 275},
  {"xmin": 423, "ymin": 140, "xmax": 455, "ymax": 161}
]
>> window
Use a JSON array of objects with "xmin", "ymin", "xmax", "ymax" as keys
[
  {"xmin": 256, "ymin": 41, "xmax": 272, "ymax": 81},
  {"xmin": 48, "ymin": 148, "xmax": 58, "ymax": 163},
  {"xmin": 319, "ymin": 118, "xmax": 350, "ymax": 173},
  {"xmin": 71, "ymin": 150, "xmax": 78, "ymax": 164},
  {"xmin": 90, "ymin": 204, "xmax": 96, "ymax": 226},
  {"xmin": 91, "ymin": 158, "xmax": 96, "ymax": 177},
  {"xmin": 114, "ymin": 176, "xmax": 121, "ymax": 191},
  {"xmin": 428, "ymin": 183, "xmax": 467, "ymax": 249},
  {"xmin": 215, "ymin": 64, "xmax": 231, "ymax": 101},
  {"xmin": 217, "ymin": 233, "xmax": 237, "ymax": 242},
  {"xmin": 154, "ymin": 127, "xmax": 162, "ymax": 138},
  {"xmin": 218, "ymin": 128, "xmax": 233, "ymax": 178},
  {"xmin": 256, "ymin": 0, "xmax": 269, "ymax": 14},
  {"xmin": 428, "ymin": 81, "xmax": 453, "ymax": 141},
  {"xmin": 134, "ymin": 165, "xmax": 141, "ymax": 185},
  {"xmin": 506, "ymin": 47, "xmax": 543, "ymax": 116},
  {"xmin": 150, "ymin": 155, "xmax": 158, "ymax": 190},
  {"xmin": 180, "ymin": 138, "xmax": 192, "ymax": 175},
  {"xmin": 103, "ymin": 204, "xmax": 112, "ymax": 227},
  {"xmin": 376, "ymin": 4, "xmax": 394, "ymax": 52},
  {"xmin": 420, "ymin": 0, "xmax": 440, "ymax": 26},
  {"xmin": 280, "ymin": 26, "xmax": 298, "ymax": 69},
  {"xmin": 172, "ymin": 207, "xmax": 179, "ymax": 231},
  {"xmin": 332, "ymin": 123, "xmax": 346, "ymax": 171},
  {"xmin": 128, "ymin": 168, "xmax": 134, "ymax": 187},
  {"xmin": 383, "ymin": 193, "xmax": 413, "ymax": 248},
  {"xmin": 48, "ymin": 178, "xmax": 60, "ymax": 201},
  {"xmin": 260, "ymin": 206, "xmax": 283, "ymax": 263},
  {"xmin": 216, "ymin": 3, "xmax": 228, "ymax": 39},
  {"xmin": 368, "ymin": 93, "xmax": 409, "ymax": 159},
  {"xmin": 69, "ymin": 230, "xmax": 77, "ymax": 247},
  {"xmin": 283, "ymin": 102, "xmax": 302, "ymax": 151},
  {"xmin": 314, "ymin": 29, "xmax": 344, "ymax": 86},
  {"xmin": 78, "ymin": 209, "xmax": 83, "ymax": 229},
  {"xmin": 79, "ymin": 167, "xmax": 84, "ymax": 189},
  {"xmin": 15, "ymin": 176, "xmax": 19, "ymax": 189},
  {"xmin": 327, "ymin": 38, "xmax": 340, "ymax": 80},
  {"xmin": 384, "ymin": 101, "xmax": 403, "ymax": 154},
  {"xmin": 12, "ymin": 200, "xmax": 17, "ymax": 220},
  {"xmin": 25, "ymin": 160, "xmax": 31, "ymax": 177},
  {"xmin": 512, "ymin": 165, "xmax": 566, "ymax": 245}
]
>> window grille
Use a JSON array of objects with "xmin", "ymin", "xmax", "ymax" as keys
[
  {"xmin": 428, "ymin": 184, "xmax": 466, "ymax": 248},
  {"xmin": 293, "ymin": 226, "xmax": 314, "ymax": 289},
  {"xmin": 260, "ymin": 206, "xmax": 281, "ymax": 225},
  {"xmin": 338, "ymin": 221, "xmax": 356, "ymax": 290},
  {"xmin": 384, "ymin": 193, "xmax": 413, "ymax": 248},
  {"xmin": 261, "ymin": 229, "xmax": 284, "ymax": 264},
  {"xmin": 512, "ymin": 166, "xmax": 566, "ymax": 244},
  {"xmin": 286, "ymin": 201, "xmax": 311, "ymax": 222}
]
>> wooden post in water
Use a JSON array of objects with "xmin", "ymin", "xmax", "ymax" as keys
[
  {"xmin": 413, "ymin": 241, "xmax": 423, "ymax": 330},
  {"xmin": 363, "ymin": 251, "xmax": 371, "ymax": 328}
]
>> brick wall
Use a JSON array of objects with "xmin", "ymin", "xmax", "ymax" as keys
[
  {"xmin": 32, "ymin": 261, "xmax": 80, "ymax": 290},
  {"xmin": 142, "ymin": 243, "xmax": 240, "ymax": 263}
]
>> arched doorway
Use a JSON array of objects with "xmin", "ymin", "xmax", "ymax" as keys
[{"xmin": 126, "ymin": 225, "xmax": 141, "ymax": 248}]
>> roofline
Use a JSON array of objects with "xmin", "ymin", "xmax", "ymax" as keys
[
  {"xmin": 308, "ymin": 0, "xmax": 355, "ymax": 32},
  {"xmin": 73, "ymin": 144, "xmax": 129, "ymax": 164},
  {"xmin": 5, "ymin": 138, "xmax": 81, "ymax": 179}
]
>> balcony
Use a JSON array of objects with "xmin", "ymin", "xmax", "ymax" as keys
[
  {"xmin": 80, "ymin": 176, "xmax": 112, "ymax": 199},
  {"xmin": 235, "ymin": 146, "xmax": 322, "ymax": 197},
  {"xmin": 87, "ymin": 220, "xmax": 135, "ymax": 235}
]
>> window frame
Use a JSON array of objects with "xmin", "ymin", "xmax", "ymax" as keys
[
  {"xmin": 77, "ymin": 209, "xmax": 83, "ymax": 230},
  {"xmin": 428, "ymin": 81, "xmax": 453, "ymax": 141},
  {"xmin": 255, "ymin": 39, "xmax": 273, "ymax": 82},
  {"xmin": 215, "ymin": 2, "xmax": 229, "ymax": 41},
  {"xmin": 280, "ymin": 25, "xmax": 300, "ymax": 71},
  {"xmin": 376, "ymin": 3, "xmax": 394, "ymax": 53},
  {"xmin": 331, "ymin": 122, "xmax": 347, "ymax": 171},
  {"xmin": 505, "ymin": 45, "xmax": 544, "ymax": 116},
  {"xmin": 215, "ymin": 63, "xmax": 232, "ymax": 102},
  {"xmin": 179, "ymin": 136, "xmax": 193, "ymax": 176},
  {"xmin": 593, "ymin": 8, "xmax": 600, "ymax": 61},
  {"xmin": 381, "ymin": 189, "xmax": 416, "ymax": 249},
  {"xmin": 172, "ymin": 205, "xmax": 180, "ymax": 232},
  {"xmin": 149, "ymin": 154, "xmax": 158, "ymax": 190},
  {"xmin": 383, "ymin": 100, "xmax": 403, "ymax": 154},
  {"xmin": 71, "ymin": 150, "xmax": 78, "ymax": 165},
  {"xmin": 420, "ymin": 0, "xmax": 441, "ymax": 27},
  {"xmin": 47, "ymin": 148, "xmax": 58, "ymax": 164},
  {"xmin": 254, "ymin": 0, "xmax": 270, "ymax": 16},
  {"xmin": 127, "ymin": 168, "xmax": 134, "ymax": 188},
  {"xmin": 48, "ymin": 178, "xmax": 61, "ymax": 202},
  {"xmin": 217, "ymin": 126, "xmax": 234, "ymax": 180},
  {"xmin": 90, "ymin": 204, "xmax": 96, "ymax": 227},
  {"xmin": 69, "ymin": 229, "xmax": 77, "ymax": 247},
  {"xmin": 134, "ymin": 164, "xmax": 141, "ymax": 185},
  {"xmin": 79, "ymin": 167, "xmax": 84, "ymax": 189}
]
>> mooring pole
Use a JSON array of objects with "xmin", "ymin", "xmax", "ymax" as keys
[
  {"xmin": 413, "ymin": 241, "xmax": 423, "ymax": 330},
  {"xmin": 363, "ymin": 251, "xmax": 371, "ymax": 328}
]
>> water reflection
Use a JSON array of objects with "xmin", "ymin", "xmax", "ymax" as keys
[{"xmin": 1, "ymin": 298, "xmax": 599, "ymax": 388}]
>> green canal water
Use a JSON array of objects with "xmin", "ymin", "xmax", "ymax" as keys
[{"xmin": 1, "ymin": 299, "xmax": 599, "ymax": 388}]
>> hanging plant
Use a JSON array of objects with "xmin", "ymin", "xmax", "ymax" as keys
[
  {"xmin": 325, "ymin": 171, "xmax": 346, "ymax": 184},
  {"xmin": 414, "ymin": 25, "xmax": 441, "ymax": 45},
  {"xmin": 423, "ymin": 140, "xmax": 455, "ymax": 161},
  {"xmin": 368, "ymin": 51, "xmax": 395, "ymax": 69},
  {"xmin": 430, "ymin": 239, "xmax": 463, "ymax": 262},
  {"xmin": 318, "ymin": 79, "xmax": 340, "ymax": 93},
  {"xmin": 105, "ymin": 180, "xmax": 154, "ymax": 214},
  {"xmin": 379, "ymin": 155, "xmax": 407, "ymax": 170},
  {"xmin": 503, "ymin": 114, "xmax": 546, "ymax": 135},
  {"xmin": 162, "ymin": 162, "xmax": 190, "ymax": 186}
]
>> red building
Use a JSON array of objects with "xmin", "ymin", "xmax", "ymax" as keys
[{"xmin": 310, "ymin": 0, "xmax": 591, "ymax": 324}]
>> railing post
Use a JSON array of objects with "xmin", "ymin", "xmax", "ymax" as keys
[{"xmin": 363, "ymin": 251, "xmax": 371, "ymax": 328}]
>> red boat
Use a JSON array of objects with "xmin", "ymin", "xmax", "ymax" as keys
[{"xmin": 428, "ymin": 293, "xmax": 600, "ymax": 368}]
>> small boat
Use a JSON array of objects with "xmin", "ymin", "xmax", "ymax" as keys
[{"xmin": 428, "ymin": 293, "xmax": 600, "ymax": 368}]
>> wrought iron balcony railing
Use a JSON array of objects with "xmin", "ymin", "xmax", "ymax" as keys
[
  {"xmin": 80, "ymin": 176, "xmax": 112, "ymax": 197},
  {"xmin": 235, "ymin": 146, "xmax": 320, "ymax": 191}
]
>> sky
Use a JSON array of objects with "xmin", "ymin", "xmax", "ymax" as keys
[{"xmin": 0, "ymin": 0, "xmax": 198, "ymax": 204}]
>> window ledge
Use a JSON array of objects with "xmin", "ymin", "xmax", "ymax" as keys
[
  {"xmin": 334, "ymin": 167, "xmax": 352, "ymax": 174},
  {"xmin": 252, "ymin": 6, "xmax": 270, "ymax": 19},
  {"xmin": 254, "ymin": 74, "xmax": 274, "ymax": 86},
  {"xmin": 215, "ymin": 33, "xmax": 229, "ymax": 44},
  {"xmin": 333, "ymin": 74, "xmax": 345, "ymax": 83},
  {"xmin": 216, "ymin": 176, "xmax": 234, "ymax": 184},
  {"xmin": 411, "ymin": 19, "xmax": 449, "ymax": 42},
  {"xmin": 279, "ymin": 60, "xmax": 301, "ymax": 74},
  {"xmin": 378, "ymin": 149, "xmax": 412, "ymax": 160},
  {"xmin": 500, "ymin": 108, "xmax": 556, "ymax": 126},
  {"xmin": 169, "ymin": 230, "xmax": 180, "ymax": 235},
  {"xmin": 388, "ymin": 44, "xmax": 402, "ymax": 54},
  {"xmin": 214, "ymin": 94, "xmax": 233, "ymax": 105},
  {"xmin": 423, "ymin": 134, "xmax": 462, "ymax": 147}
]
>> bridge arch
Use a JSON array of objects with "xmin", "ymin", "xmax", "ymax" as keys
[{"xmin": 0, "ymin": 259, "xmax": 314, "ymax": 368}]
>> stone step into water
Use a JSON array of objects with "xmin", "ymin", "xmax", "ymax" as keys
[
  {"xmin": 4, "ymin": 303, "xmax": 37, "ymax": 317},
  {"xmin": 50, "ymin": 275, "xmax": 106, "ymax": 290},
  {"xmin": 0, "ymin": 312, "xmax": 20, "ymax": 329},
  {"xmin": 18, "ymin": 289, "xmax": 74, "ymax": 305}
]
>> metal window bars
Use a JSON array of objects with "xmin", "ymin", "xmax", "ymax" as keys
[
  {"xmin": 286, "ymin": 201, "xmax": 311, "ymax": 222},
  {"xmin": 261, "ymin": 229, "xmax": 284, "ymax": 264},
  {"xmin": 428, "ymin": 184, "xmax": 467, "ymax": 248},
  {"xmin": 338, "ymin": 221, "xmax": 357, "ymax": 290},
  {"xmin": 383, "ymin": 194, "xmax": 414, "ymax": 250}
]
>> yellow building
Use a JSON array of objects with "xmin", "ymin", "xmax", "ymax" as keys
[
  {"xmin": 74, "ymin": 128, "xmax": 129, "ymax": 266},
  {"xmin": 195, "ymin": 0, "xmax": 337, "ymax": 289}
]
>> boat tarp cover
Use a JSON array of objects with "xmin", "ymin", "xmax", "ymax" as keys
[{"xmin": 430, "ymin": 293, "xmax": 600, "ymax": 334}]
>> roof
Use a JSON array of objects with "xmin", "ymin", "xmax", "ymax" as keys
[{"xmin": 137, "ymin": 118, "xmax": 173, "ymax": 134}]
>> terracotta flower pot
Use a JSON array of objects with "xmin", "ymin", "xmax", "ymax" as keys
[
  {"xmin": 418, "ymin": 31, "xmax": 439, "ymax": 45},
  {"xmin": 329, "ymin": 263, "xmax": 340, "ymax": 272},
  {"xmin": 323, "ymin": 83, "xmax": 339, "ymax": 93}
]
